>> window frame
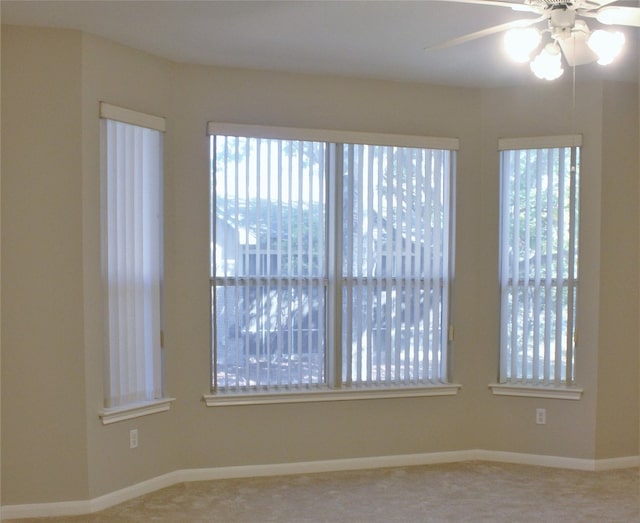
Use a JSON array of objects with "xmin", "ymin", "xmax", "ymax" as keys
[
  {"xmin": 98, "ymin": 102, "xmax": 175, "ymax": 424},
  {"xmin": 206, "ymin": 123, "xmax": 461, "ymax": 405},
  {"xmin": 490, "ymin": 134, "xmax": 583, "ymax": 400}
]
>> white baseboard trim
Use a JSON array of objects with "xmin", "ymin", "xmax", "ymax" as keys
[
  {"xmin": 0, "ymin": 471, "xmax": 183, "ymax": 520},
  {"xmin": 89, "ymin": 471, "xmax": 182, "ymax": 514},
  {"xmin": 473, "ymin": 450, "xmax": 597, "ymax": 471},
  {"xmin": 180, "ymin": 449, "xmax": 478, "ymax": 483},
  {"xmin": 592, "ymin": 455, "xmax": 640, "ymax": 471},
  {"xmin": 2, "ymin": 451, "xmax": 638, "ymax": 520},
  {"xmin": 1, "ymin": 500, "xmax": 93, "ymax": 520}
]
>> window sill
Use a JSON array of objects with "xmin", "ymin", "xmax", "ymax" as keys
[
  {"xmin": 488, "ymin": 383, "xmax": 583, "ymax": 400},
  {"xmin": 203, "ymin": 384, "xmax": 461, "ymax": 407},
  {"xmin": 99, "ymin": 397, "xmax": 176, "ymax": 425}
]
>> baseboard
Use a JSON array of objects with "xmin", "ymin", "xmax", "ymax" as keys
[
  {"xmin": 2, "ymin": 451, "xmax": 638, "ymax": 520},
  {"xmin": 89, "ymin": 471, "xmax": 182, "ymax": 514},
  {"xmin": 592, "ymin": 455, "xmax": 640, "ymax": 471},
  {"xmin": 473, "ymin": 450, "xmax": 597, "ymax": 470},
  {"xmin": 1, "ymin": 500, "xmax": 94, "ymax": 520},
  {"xmin": 179, "ymin": 449, "xmax": 479, "ymax": 483},
  {"xmin": 0, "ymin": 471, "xmax": 182, "ymax": 520}
]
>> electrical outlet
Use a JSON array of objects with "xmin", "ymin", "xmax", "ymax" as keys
[
  {"xmin": 130, "ymin": 428, "xmax": 139, "ymax": 448},
  {"xmin": 536, "ymin": 408, "xmax": 546, "ymax": 425}
]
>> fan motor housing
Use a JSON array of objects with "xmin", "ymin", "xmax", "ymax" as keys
[
  {"xmin": 549, "ymin": 7, "xmax": 576, "ymax": 27},
  {"xmin": 547, "ymin": 6, "xmax": 578, "ymax": 40},
  {"xmin": 526, "ymin": 0, "xmax": 577, "ymax": 8}
]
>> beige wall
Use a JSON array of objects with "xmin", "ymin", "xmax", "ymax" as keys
[
  {"xmin": 596, "ymin": 80, "xmax": 640, "ymax": 458},
  {"xmin": 476, "ymin": 82, "xmax": 606, "ymax": 458},
  {"xmin": 1, "ymin": 26, "xmax": 88, "ymax": 503},
  {"xmin": 1, "ymin": 25, "xmax": 638, "ymax": 506},
  {"xmin": 79, "ymin": 32, "xmax": 178, "ymax": 499},
  {"xmin": 167, "ymin": 64, "xmax": 482, "ymax": 473}
]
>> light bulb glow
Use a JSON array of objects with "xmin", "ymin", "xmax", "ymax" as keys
[
  {"xmin": 504, "ymin": 27, "xmax": 541, "ymax": 63},
  {"xmin": 588, "ymin": 29, "xmax": 625, "ymax": 65},
  {"xmin": 530, "ymin": 43, "xmax": 564, "ymax": 80}
]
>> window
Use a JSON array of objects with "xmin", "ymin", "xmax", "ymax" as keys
[
  {"xmin": 209, "ymin": 124, "xmax": 457, "ymax": 398},
  {"xmin": 99, "ymin": 103, "xmax": 171, "ymax": 420},
  {"xmin": 497, "ymin": 136, "xmax": 580, "ymax": 389}
]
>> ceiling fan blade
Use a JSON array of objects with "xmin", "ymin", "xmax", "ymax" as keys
[
  {"xmin": 426, "ymin": 0, "xmax": 537, "ymax": 11},
  {"xmin": 584, "ymin": 0, "xmax": 620, "ymax": 7},
  {"xmin": 595, "ymin": 6, "xmax": 640, "ymax": 27},
  {"xmin": 424, "ymin": 16, "xmax": 545, "ymax": 52}
]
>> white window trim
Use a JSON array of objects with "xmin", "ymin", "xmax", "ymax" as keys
[
  {"xmin": 209, "ymin": 123, "xmax": 459, "ymax": 398},
  {"xmin": 488, "ymin": 383, "xmax": 583, "ymax": 400},
  {"xmin": 99, "ymin": 102, "xmax": 171, "ymax": 419},
  {"xmin": 204, "ymin": 384, "xmax": 461, "ymax": 407},
  {"xmin": 496, "ymin": 134, "xmax": 582, "ymax": 392},
  {"xmin": 498, "ymin": 134, "xmax": 582, "ymax": 151},
  {"xmin": 99, "ymin": 101, "xmax": 166, "ymax": 132},
  {"xmin": 206, "ymin": 122, "xmax": 459, "ymax": 150},
  {"xmin": 99, "ymin": 397, "xmax": 176, "ymax": 425}
]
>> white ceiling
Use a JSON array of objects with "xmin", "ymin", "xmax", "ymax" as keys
[{"xmin": 2, "ymin": 0, "xmax": 638, "ymax": 88}]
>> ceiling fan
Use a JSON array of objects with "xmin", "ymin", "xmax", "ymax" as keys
[{"xmin": 426, "ymin": 0, "xmax": 640, "ymax": 80}]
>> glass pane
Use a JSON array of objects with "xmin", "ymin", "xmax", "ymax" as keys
[
  {"xmin": 213, "ymin": 137, "xmax": 326, "ymax": 279},
  {"xmin": 500, "ymin": 145, "xmax": 579, "ymax": 384},
  {"xmin": 342, "ymin": 282, "xmax": 444, "ymax": 384},
  {"xmin": 215, "ymin": 284, "xmax": 326, "ymax": 388},
  {"xmin": 103, "ymin": 119, "xmax": 164, "ymax": 407},
  {"xmin": 341, "ymin": 144, "xmax": 451, "ymax": 385},
  {"xmin": 502, "ymin": 282, "xmax": 574, "ymax": 382},
  {"xmin": 211, "ymin": 136, "xmax": 327, "ymax": 390}
]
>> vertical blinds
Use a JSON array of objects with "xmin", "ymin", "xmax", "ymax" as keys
[
  {"xmin": 211, "ymin": 124, "xmax": 456, "ymax": 392},
  {"xmin": 212, "ymin": 136, "xmax": 328, "ymax": 391},
  {"xmin": 101, "ymin": 104, "xmax": 164, "ymax": 407},
  {"xmin": 499, "ymin": 136, "xmax": 580, "ymax": 385},
  {"xmin": 341, "ymin": 144, "xmax": 452, "ymax": 386}
]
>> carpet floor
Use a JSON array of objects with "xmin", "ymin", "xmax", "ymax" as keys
[{"xmin": 6, "ymin": 461, "xmax": 640, "ymax": 522}]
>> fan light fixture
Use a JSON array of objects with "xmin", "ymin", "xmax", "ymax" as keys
[
  {"xmin": 529, "ymin": 42, "xmax": 564, "ymax": 80},
  {"xmin": 504, "ymin": 27, "xmax": 542, "ymax": 62},
  {"xmin": 505, "ymin": 24, "xmax": 625, "ymax": 80},
  {"xmin": 587, "ymin": 29, "xmax": 625, "ymax": 65},
  {"xmin": 425, "ymin": 1, "xmax": 639, "ymax": 82}
]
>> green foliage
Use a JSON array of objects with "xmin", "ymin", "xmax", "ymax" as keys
[
  {"xmin": 216, "ymin": 196, "xmax": 325, "ymax": 273},
  {"xmin": 506, "ymin": 147, "xmax": 579, "ymax": 279}
]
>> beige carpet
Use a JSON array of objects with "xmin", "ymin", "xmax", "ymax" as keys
[{"xmin": 6, "ymin": 461, "xmax": 640, "ymax": 522}]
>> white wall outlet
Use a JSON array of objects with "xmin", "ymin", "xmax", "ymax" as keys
[
  {"xmin": 536, "ymin": 408, "xmax": 546, "ymax": 425},
  {"xmin": 129, "ymin": 428, "xmax": 139, "ymax": 448}
]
